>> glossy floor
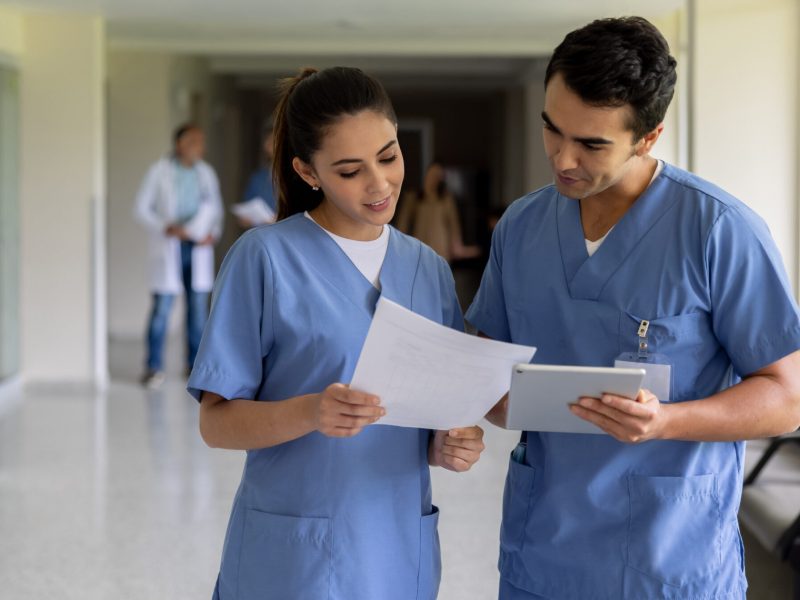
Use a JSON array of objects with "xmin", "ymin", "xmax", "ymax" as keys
[
  {"xmin": 0, "ymin": 340, "xmax": 793, "ymax": 598},
  {"xmin": 0, "ymin": 348, "xmax": 517, "ymax": 599}
]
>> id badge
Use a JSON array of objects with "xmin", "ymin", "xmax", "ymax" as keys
[{"xmin": 615, "ymin": 352, "xmax": 672, "ymax": 403}]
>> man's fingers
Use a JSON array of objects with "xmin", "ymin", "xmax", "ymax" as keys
[
  {"xmin": 570, "ymin": 404, "xmax": 648, "ymax": 443},
  {"xmin": 596, "ymin": 394, "xmax": 653, "ymax": 418},
  {"xmin": 578, "ymin": 396, "xmax": 652, "ymax": 420}
]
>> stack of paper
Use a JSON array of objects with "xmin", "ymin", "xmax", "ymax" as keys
[{"xmin": 350, "ymin": 297, "xmax": 536, "ymax": 430}]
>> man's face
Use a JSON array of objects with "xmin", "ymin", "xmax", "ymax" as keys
[
  {"xmin": 542, "ymin": 73, "xmax": 645, "ymax": 200},
  {"xmin": 176, "ymin": 128, "xmax": 205, "ymax": 165}
]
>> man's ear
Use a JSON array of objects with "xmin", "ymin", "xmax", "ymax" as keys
[{"xmin": 635, "ymin": 123, "xmax": 664, "ymax": 156}]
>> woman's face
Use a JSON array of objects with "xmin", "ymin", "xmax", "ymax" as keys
[{"xmin": 293, "ymin": 110, "xmax": 404, "ymax": 240}]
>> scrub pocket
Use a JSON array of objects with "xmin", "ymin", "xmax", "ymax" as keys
[
  {"xmin": 626, "ymin": 474, "xmax": 721, "ymax": 586},
  {"xmin": 619, "ymin": 312, "xmax": 711, "ymax": 401},
  {"xmin": 500, "ymin": 447, "xmax": 537, "ymax": 553},
  {"xmin": 418, "ymin": 506, "xmax": 442, "ymax": 600},
  {"xmin": 237, "ymin": 509, "xmax": 331, "ymax": 600}
]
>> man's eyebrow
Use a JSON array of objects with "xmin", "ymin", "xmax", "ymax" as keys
[
  {"xmin": 330, "ymin": 140, "xmax": 397, "ymax": 166},
  {"xmin": 541, "ymin": 111, "xmax": 613, "ymax": 146}
]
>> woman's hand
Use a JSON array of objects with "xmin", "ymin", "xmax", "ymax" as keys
[
  {"xmin": 429, "ymin": 426, "xmax": 486, "ymax": 472},
  {"xmin": 310, "ymin": 383, "xmax": 385, "ymax": 438}
]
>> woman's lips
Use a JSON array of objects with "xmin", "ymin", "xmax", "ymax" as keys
[{"xmin": 365, "ymin": 195, "xmax": 391, "ymax": 212}]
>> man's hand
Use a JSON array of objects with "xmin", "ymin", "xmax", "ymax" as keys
[{"xmin": 569, "ymin": 389, "xmax": 667, "ymax": 443}]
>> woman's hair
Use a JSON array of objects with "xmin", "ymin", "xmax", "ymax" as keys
[
  {"xmin": 545, "ymin": 16, "xmax": 677, "ymax": 141},
  {"xmin": 272, "ymin": 66, "xmax": 398, "ymax": 220},
  {"xmin": 173, "ymin": 122, "xmax": 200, "ymax": 146}
]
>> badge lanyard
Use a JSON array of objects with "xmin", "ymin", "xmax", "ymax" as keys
[{"xmin": 615, "ymin": 319, "xmax": 672, "ymax": 402}]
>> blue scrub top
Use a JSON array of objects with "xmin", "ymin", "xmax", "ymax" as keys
[
  {"xmin": 188, "ymin": 214, "xmax": 462, "ymax": 600},
  {"xmin": 466, "ymin": 163, "xmax": 800, "ymax": 600},
  {"xmin": 242, "ymin": 165, "xmax": 277, "ymax": 213}
]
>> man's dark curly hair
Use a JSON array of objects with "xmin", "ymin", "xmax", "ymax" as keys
[{"xmin": 545, "ymin": 16, "xmax": 678, "ymax": 141}]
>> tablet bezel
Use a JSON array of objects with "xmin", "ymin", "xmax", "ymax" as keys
[{"xmin": 506, "ymin": 364, "xmax": 646, "ymax": 434}]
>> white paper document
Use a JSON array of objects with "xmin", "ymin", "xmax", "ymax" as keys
[
  {"xmin": 231, "ymin": 197, "xmax": 276, "ymax": 225},
  {"xmin": 349, "ymin": 297, "xmax": 537, "ymax": 430},
  {"xmin": 183, "ymin": 202, "xmax": 218, "ymax": 242}
]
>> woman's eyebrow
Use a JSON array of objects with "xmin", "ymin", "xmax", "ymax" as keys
[{"xmin": 330, "ymin": 140, "xmax": 397, "ymax": 167}]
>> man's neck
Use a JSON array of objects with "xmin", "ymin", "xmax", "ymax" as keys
[{"xmin": 580, "ymin": 156, "xmax": 658, "ymax": 241}]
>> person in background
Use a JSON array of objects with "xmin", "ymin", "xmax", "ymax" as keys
[
  {"xmin": 134, "ymin": 123, "xmax": 223, "ymax": 388},
  {"xmin": 467, "ymin": 16, "xmax": 800, "ymax": 600},
  {"xmin": 235, "ymin": 121, "xmax": 278, "ymax": 228},
  {"xmin": 395, "ymin": 161, "xmax": 480, "ymax": 263}
]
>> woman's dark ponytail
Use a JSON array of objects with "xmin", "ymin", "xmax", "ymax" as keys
[{"xmin": 272, "ymin": 67, "xmax": 319, "ymax": 221}]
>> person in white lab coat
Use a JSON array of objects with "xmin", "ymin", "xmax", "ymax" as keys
[{"xmin": 134, "ymin": 123, "xmax": 224, "ymax": 388}]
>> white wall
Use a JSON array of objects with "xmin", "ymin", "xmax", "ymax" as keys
[
  {"xmin": 0, "ymin": 8, "xmax": 24, "ymax": 59},
  {"xmin": 18, "ymin": 13, "xmax": 106, "ymax": 383},
  {"xmin": 107, "ymin": 52, "xmax": 171, "ymax": 342},
  {"xmin": 694, "ymin": 0, "xmax": 799, "ymax": 294},
  {"xmin": 650, "ymin": 10, "xmax": 683, "ymax": 167}
]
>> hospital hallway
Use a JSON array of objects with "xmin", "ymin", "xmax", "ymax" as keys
[
  {"xmin": 2, "ymin": 1, "xmax": 800, "ymax": 597},
  {"xmin": 0, "ymin": 338, "xmax": 520, "ymax": 599}
]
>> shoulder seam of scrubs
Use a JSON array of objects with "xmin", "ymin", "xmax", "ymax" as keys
[{"xmin": 242, "ymin": 229, "xmax": 277, "ymax": 353}]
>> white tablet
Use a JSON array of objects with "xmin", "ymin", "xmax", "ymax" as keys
[{"xmin": 506, "ymin": 364, "xmax": 646, "ymax": 434}]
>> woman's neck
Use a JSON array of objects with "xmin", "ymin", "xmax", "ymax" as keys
[{"xmin": 309, "ymin": 201, "xmax": 383, "ymax": 241}]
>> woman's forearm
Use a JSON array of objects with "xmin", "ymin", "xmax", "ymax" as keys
[{"xmin": 199, "ymin": 391, "xmax": 317, "ymax": 450}]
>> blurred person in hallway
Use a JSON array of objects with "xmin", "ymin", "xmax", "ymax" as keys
[
  {"xmin": 188, "ymin": 66, "xmax": 485, "ymax": 600},
  {"xmin": 232, "ymin": 120, "xmax": 278, "ymax": 228},
  {"xmin": 467, "ymin": 16, "xmax": 800, "ymax": 600},
  {"xmin": 134, "ymin": 123, "xmax": 224, "ymax": 389},
  {"xmin": 396, "ymin": 161, "xmax": 481, "ymax": 263}
]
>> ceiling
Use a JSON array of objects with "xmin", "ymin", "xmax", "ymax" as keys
[
  {"xmin": 4, "ymin": 0, "xmax": 686, "ymax": 90},
  {"xmin": 6, "ymin": 0, "xmax": 685, "ymax": 56}
]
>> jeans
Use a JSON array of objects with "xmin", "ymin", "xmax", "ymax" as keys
[{"xmin": 145, "ymin": 241, "xmax": 209, "ymax": 372}]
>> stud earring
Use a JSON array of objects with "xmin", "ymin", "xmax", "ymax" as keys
[{"xmin": 312, "ymin": 185, "xmax": 320, "ymax": 191}]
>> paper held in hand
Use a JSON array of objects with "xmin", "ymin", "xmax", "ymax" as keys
[
  {"xmin": 349, "ymin": 297, "xmax": 536, "ymax": 430},
  {"xmin": 230, "ymin": 197, "xmax": 276, "ymax": 225}
]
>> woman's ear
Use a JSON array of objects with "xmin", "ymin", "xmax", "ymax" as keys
[{"xmin": 292, "ymin": 157, "xmax": 318, "ymax": 188}]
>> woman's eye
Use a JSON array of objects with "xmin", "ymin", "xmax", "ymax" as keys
[
  {"xmin": 583, "ymin": 143, "xmax": 601, "ymax": 152},
  {"xmin": 380, "ymin": 154, "xmax": 398, "ymax": 164},
  {"xmin": 339, "ymin": 170, "xmax": 359, "ymax": 179}
]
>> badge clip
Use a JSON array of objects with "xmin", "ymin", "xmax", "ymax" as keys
[{"xmin": 637, "ymin": 319, "xmax": 650, "ymax": 360}]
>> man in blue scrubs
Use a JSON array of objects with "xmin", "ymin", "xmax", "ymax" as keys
[{"xmin": 466, "ymin": 17, "xmax": 800, "ymax": 600}]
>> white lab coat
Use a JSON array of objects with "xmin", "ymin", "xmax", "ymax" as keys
[{"xmin": 134, "ymin": 157, "xmax": 224, "ymax": 294}]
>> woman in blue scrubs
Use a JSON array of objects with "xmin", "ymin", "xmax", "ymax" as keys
[
  {"xmin": 467, "ymin": 17, "xmax": 800, "ymax": 600},
  {"xmin": 188, "ymin": 66, "xmax": 485, "ymax": 600}
]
